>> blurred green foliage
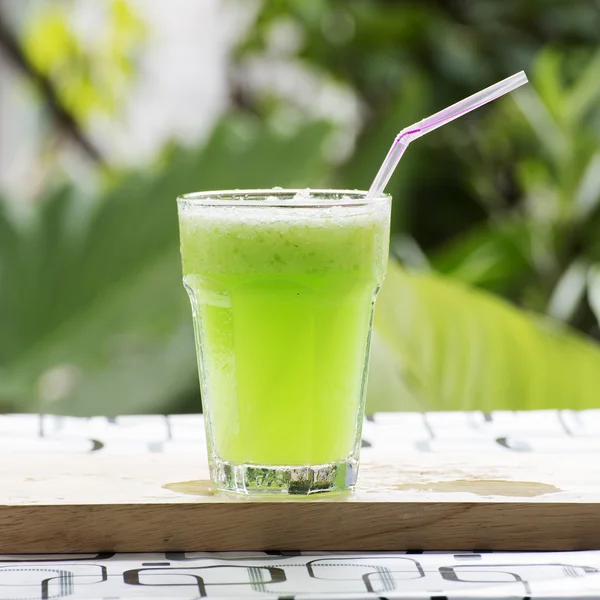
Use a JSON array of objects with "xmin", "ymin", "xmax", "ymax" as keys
[
  {"xmin": 237, "ymin": 0, "xmax": 600, "ymax": 337},
  {"xmin": 21, "ymin": 0, "xmax": 145, "ymax": 122},
  {"xmin": 433, "ymin": 48, "xmax": 600, "ymax": 335},
  {"xmin": 2, "ymin": 0, "xmax": 600, "ymax": 414},
  {"xmin": 370, "ymin": 261, "xmax": 600, "ymax": 412},
  {"xmin": 0, "ymin": 116, "xmax": 332, "ymax": 414}
]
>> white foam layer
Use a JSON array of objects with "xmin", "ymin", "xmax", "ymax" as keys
[{"xmin": 178, "ymin": 198, "xmax": 390, "ymax": 230}]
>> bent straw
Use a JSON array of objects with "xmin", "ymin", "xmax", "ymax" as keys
[{"xmin": 367, "ymin": 71, "xmax": 528, "ymax": 199}]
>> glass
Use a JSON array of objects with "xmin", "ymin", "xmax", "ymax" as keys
[{"xmin": 177, "ymin": 189, "xmax": 391, "ymax": 494}]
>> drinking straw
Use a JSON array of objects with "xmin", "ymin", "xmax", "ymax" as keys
[{"xmin": 367, "ymin": 71, "xmax": 528, "ymax": 198}]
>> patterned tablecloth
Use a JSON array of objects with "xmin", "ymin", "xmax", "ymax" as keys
[{"xmin": 2, "ymin": 409, "xmax": 600, "ymax": 600}]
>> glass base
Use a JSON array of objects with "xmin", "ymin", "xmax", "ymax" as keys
[{"xmin": 210, "ymin": 457, "xmax": 358, "ymax": 495}]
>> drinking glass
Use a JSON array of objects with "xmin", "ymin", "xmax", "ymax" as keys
[{"xmin": 177, "ymin": 189, "xmax": 391, "ymax": 494}]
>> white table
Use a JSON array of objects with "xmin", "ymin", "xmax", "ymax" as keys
[{"xmin": 1, "ymin": 409, "xmax": 600, "ymax": 599}]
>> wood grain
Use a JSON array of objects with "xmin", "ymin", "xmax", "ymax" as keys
[{"xmin": 2, "ymin": 448, "xmax": 599, "ymax": 552}]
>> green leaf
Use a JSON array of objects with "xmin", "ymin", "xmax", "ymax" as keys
[
  {"xmin": 575, "ymin": 152, "xmax": 600, "ymax": 220},
  {"xmin": 430, "ymin": 219, "xmax": 534, "ymax": 293},
  {"xmin": 587, "ymin": 264, "xmax": 600, "ymax": 328},
  {"xmin": 547, "ymin": 259, "xmax": 589, "ymax": 322},
  {"xmin": 367, "ymin": 260, "xmax": 600, "ymax": 412},
  {"xmin": 566, "ymin": 49, "xmax": 600, "ymax": 124},
  {"xmin": 531, "ymin": 48, "xmax": 565, "ymax": 125},
  {"xmin": 0, "ymin": 116, "xmax": 332, "ymax": 415},
  {"xmin": 512, "ymin": 85, "xmax": 565, "ymax": 167}
]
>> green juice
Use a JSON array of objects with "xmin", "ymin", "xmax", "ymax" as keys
[{"xmin": 178, "ymin": 193, "xmax": 390, "ymax": 469}]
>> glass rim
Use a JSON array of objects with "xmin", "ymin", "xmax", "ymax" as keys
[{"xmin": 177, "ymin": 189, "xmax": 391, "ymax": 208}]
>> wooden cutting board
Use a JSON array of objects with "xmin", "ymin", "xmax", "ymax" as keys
[{"xmin": 2, "ymin": 448, "xmax": 599, "ymax": 552}]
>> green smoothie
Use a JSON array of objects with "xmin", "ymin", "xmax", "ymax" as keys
[{"xmin": 178, "ymin": 191, "xmax": 390, "ymax": 468}]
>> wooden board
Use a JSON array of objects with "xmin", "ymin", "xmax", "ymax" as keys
[{"xmin": 2, "ymin": 448, "xmax": 600, "ymax": 552}]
